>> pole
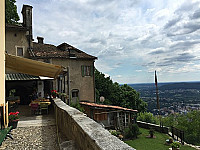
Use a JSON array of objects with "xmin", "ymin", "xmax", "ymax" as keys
[
  {"xmin": 0, "ymin": 0, "xmax": 6, "ymax": 128},
  {"xmin": 155, "ymin": 71, "xmax": 161, "ymax": 127}
]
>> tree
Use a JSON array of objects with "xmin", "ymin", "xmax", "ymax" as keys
[
  {"xmin": 162, "ymin": 111, "xmax": 200, "ymax": 145},
  {"xmin": 137, "ymin": 112, "xmax": 159, "ymax": 124},
  {"xmin": 95, "ymin": 69, "xmax": 147, "ymax": 112},
  {"xmin": 5, "ymin": 0, "xmax": 19, "ymax": 24}
]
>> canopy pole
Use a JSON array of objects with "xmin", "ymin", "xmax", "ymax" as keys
[{"xmin": 0, "ymin": 0, "xmax": 6, "ymax": 128}]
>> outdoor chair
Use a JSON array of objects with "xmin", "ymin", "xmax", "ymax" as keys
[
  {"xmin": 30, "ymin": 103, "xmax": 39, "ymax": 115},
  {"xmin": 39, "ymin": 102, "xmax": 48, "ymax": 114}
]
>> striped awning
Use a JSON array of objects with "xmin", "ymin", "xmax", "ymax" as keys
[{"xmin": 6, "ymin": 73, "xmax": 39, "ymax": 81}]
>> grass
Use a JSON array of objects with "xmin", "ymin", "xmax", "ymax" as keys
[{"xmin": 125, "ymin": 128, "xmax": 196, "ymax": 150}]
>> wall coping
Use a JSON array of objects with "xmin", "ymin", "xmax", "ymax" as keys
[
  {"xmin": 137, "ymin": 120, "xmax": 169, "ymax": 129},
  {"xmin": 54, "ymin": 98, "xmax": 135, "ymax": 150}
]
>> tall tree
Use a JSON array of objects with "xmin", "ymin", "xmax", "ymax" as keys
[
  {"xmin": 5, "ymin": 0, "xmax": 19, "ymax": 24},
  {"xmin": 95, "ymin": 69, "xmax": 147, "ymax": 112}
]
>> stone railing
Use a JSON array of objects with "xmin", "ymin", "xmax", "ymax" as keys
[
  {"xmin": 137, "ymin": 121, "xmax": 169, "ymax": 134},
  {"xmin": 53, "ymin": 98, "xmax": 135, "ymax": 150}
]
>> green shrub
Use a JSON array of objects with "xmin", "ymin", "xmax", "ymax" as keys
[
  {"xmin": 149, "ymin": 128, "xmax": 155, "ymax": 138},
  {"xmin": 109, "ymin": 130, "xmax": 121, "ymax": 137},
  {"xmin": 171, "ymin": 141, "xmax": 181, "ymax": 148},
  {"xmin": 124, "ymin": 124, "xmax": 140, "ymax": 139},
  {"xmin": 70, "ymin": 102, "xmax": 84, "ymax": 112}
]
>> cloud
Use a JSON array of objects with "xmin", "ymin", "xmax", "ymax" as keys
[
  {"xmin": 191, "ymin": 10, "xmax": 200, "ymax": 19},
  {"xmin": 136, "ymin": 70, "xmax": 143, "ymax": 72},
  {"xmin": 164, "ymin": 16, "xmax": 181, "ymax": 29},
  {"xmin": 89, "ymin": 37, "xmax": 107, "ymax": 45},
  {"xmin": 170, "ymin": 40, "xmax": 200, "ymax": 51},
  {"xmin": 164, "ymin": 53, "xmax": 196, "ymax": 62},
  {"xmin": 148, "ymin": 49, "xmax": 165, "ymax": 55},
  {"xmin": 16, "ymin": 0, "xmax": 200, "ymax": 83}
]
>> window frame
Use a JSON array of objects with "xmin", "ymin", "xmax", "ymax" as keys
[
  {"xmin": 81, "ymin": 65, "xmax": 93, "ymax": 77},
  {"xmin": 15, "ymin": 46, "xmax": 25, "ymax": 57},
  {"xmin": 71, "ymin": 89, "xmax": 79, "ymax": 98}
]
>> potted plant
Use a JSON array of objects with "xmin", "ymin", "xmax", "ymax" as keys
[
  {"xmin": 51, "ymin": 90, "xmax": 58, "ymax": 98},
  {"xmin": 171, "ymin": 141, "xmax": 181, "ymax": 150},
  {"xmin": 8, "ymin": 111, "xmax": 19, "ymax": 129},
  {"xmin": 169, "ymin": 137, "xmax": 173, "ymax": 143},
  {"xmin": 149, "ymin": 128, "xmax": 155, "ymax": 138}
]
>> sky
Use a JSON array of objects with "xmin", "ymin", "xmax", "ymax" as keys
[{"xmin": 16, "ymin": 0, "xmax": 200, "ymax": 84}]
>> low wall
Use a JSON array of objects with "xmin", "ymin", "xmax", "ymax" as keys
[
  {"xmin": 137, "ymin": 121, "xmax": 169, "ymax": 134},
  {"xmin": 54, "ymin": 99, "xmax": 135, "ymax": 150}
]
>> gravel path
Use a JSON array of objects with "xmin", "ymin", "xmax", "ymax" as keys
[{"xmin": 1, "ymin": 125, "xmax": 59, "ymax": 150}]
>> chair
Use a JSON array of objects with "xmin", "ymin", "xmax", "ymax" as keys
[
  {"xmin": 31, "ymin": 103, "xmax": 39, "ymax": 115},
  {"xmin": 40, "ymin": 102, "xmax": 48, "ymax": 114}
]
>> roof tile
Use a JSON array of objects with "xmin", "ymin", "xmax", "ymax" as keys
[
  {"xmin": 32, "ymin": 42, "xmax": 97, "ymax": 60},
  {"xmin": 80, "ymin": 102, "xmax": 138, "ymax": 112}
]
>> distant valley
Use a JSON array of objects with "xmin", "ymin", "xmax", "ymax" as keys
[{"xmin": 128, "ymin": 82, "xmax": 200, "ymax": 115}]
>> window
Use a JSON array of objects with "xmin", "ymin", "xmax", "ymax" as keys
[
  {"xmin": 72, "ymin": 89, "xmax": 79, "ymax": 98},
  {"xmin": 16, "ymin": 47, "xmax": 24, "ymax": 56},
  {"xmin": 81, "ymin": 65, "xmax": 93, "ymax": 77}
]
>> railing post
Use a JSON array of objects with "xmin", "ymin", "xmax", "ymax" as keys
[
  {"xmin": 182, "ymin": 130, "xmax": 184, "ymax": 145},
  {"xmin": 171, "ymin": 126, "xmax": 174, "ymax": 139}
]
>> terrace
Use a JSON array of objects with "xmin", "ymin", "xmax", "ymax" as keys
[{"xmin": 0, "ymin": 99, "xmax": 135, "ymax": 150}]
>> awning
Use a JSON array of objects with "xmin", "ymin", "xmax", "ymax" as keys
[
  {"xmin": 6, "ymin": 73, "xmax": 39, "ymax": 81},
  {"xmin": 5, "ymin": 54, "xmax": 63, "ymax": 78},
  {"xmin": 6, "ymin": 73, "xmax": 54, "ymax": 81}
]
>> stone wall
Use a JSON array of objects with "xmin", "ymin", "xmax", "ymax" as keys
[
  {"xmin": 137, "ymin": 121, "xmax": 169, "ymax": 134},
  {"xmin": 54, "ymin": 98, "xmax": 135, "ymax": 150}
]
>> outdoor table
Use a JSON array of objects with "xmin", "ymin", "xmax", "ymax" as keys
[{"xmin": 29, "ymin": 99, "xmax": 51, "ymax": 106}]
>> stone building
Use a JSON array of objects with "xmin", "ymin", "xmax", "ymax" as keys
[{"xmin": 5, "ymin": 4, "xmax": 97, "ymax": 104}]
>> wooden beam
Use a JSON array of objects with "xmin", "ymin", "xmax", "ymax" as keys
[{"xmin": 94, "ymin": 110, "xmax": 122, "ymax": 115}]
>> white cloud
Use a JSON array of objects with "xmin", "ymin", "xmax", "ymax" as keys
[{"xmin": 16, "ymin": 0, "xmax": 200, "ymax": 83}]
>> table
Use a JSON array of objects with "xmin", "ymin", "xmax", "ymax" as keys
[
  {"xmin": 29, "ymin": 100, "xmax": 51, "ymax": 106},
  {"xmin": 29, "ymin": 100, "xmax": 51, "ymax": 115}
]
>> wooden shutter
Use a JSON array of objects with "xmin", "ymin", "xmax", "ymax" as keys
[
  {"xmin": 81, "ymin": 65, "xmax": 84, "ymax": 77},
  {"xmin": 90, "ymin": 65, "xmax": 93, "ymax": 76}
]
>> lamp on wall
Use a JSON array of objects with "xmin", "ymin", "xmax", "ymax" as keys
[{"xmin": 100, "ymin": 96, "xmax": 105, "ymax": 103}]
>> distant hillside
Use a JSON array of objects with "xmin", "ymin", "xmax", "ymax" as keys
[
  {"xmin": 128, "ymin": 82, "xmax": 200, "ymax": 91},
  {"xmin": 160, "ymin": 82, "xmax": 200, "ymax": 90},
  {"xmin": 128, "ymin": 83, "xmax": 168, "ymax": 90}
]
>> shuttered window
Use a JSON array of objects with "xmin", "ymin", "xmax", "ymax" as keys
[{"xmin": 81, "ymin": 65, "xmax": 93, "ymax": 77}]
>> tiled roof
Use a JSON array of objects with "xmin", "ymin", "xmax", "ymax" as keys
[
  {"xmin": 6, "ymin": 24, "xmax": 28, "ymax": 31},
  {"xmin": 6, "ymin": 73, "xmax": 39, "ymax": 81},
  {"xmin": 80, "ymin": 102, "xmax": 138, "ymax": 112},
  {"xmin": 32, "ymin": 42, "xmax": 97, "ymax": 60}
]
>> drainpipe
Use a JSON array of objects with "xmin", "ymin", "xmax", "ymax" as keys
[
  {"xmin": 93, "ymin": 61, "xmax": 96, "ymax": 103},
  {"xmin": 67, "ymin": 67, "xmax": 70, "ymax": 105}
]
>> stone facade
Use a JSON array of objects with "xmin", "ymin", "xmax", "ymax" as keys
[{"xmin": 52, "ymin": 58, "xmax": 95, "ymax": 102}]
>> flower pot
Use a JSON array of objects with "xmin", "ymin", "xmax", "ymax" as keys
[
  {"xmin": 9, "ymin": 120, "xmax": 19, "ymax": 129},
  {"xmin": 169, "ymin": 139, "xmax": 173, "ymax": 143},
  {"xmin": 52, "ymin": 95, "xmax": 57, "ymax": 98},
  {"xmin": 150, "ymin": 133, "xmax": 154, "ymax": 138}
]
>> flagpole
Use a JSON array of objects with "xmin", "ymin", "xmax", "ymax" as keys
[{"xmin": 155, "ymin": 71, "xmax": 161, "ymax": 127}]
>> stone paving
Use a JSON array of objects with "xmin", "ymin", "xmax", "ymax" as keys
[
  {"xmin": 2, "ymin": 126, "xmax": 59, "ymax": 150},
  {"xmin": 0, "ymin": 105, "xmax": 59, "ymax": 150}
]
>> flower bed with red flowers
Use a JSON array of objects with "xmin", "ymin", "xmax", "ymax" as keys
[
  {"xmin": 8, "ymin": 111, "xmax": 19, "ymax": 122},
  {"xmin": 51, "ymin": 90, "xmax": 58, "ymax": 97}
]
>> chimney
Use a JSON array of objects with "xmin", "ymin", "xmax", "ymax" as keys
[
  {"xmin": 37, "ymin": 36, "xmax": 44, "ymax": 44},
  {"xmin": 21, "ymin": 5, "xmax": 33, "ymax": 39}
]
